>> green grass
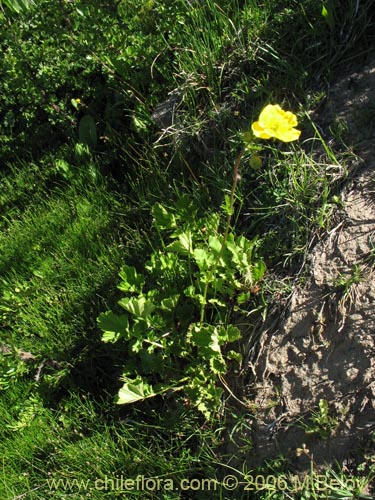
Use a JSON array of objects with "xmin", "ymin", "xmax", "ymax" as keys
[
  {"xmin": 1, "ymin": 168, "xmax": 126, "ymax": 349},
  {"xmin": 1, "ymin": 0, "xmax": 375, "ymax": 498},
  {"xmin": 0, "ymin": 388, "xmax": 226, "ymax": 499},
  {"xmin": 238, "ymin": 137, "xmax": 347, "ymax": 268}
]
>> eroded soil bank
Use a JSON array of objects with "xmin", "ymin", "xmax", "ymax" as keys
[{"xmin": 246, "ymin": 53, "xmax": 375, "ymax": 474}]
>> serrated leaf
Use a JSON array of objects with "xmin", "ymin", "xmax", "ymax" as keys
[
  {"xmin": 117, "ymin": 377, "xmax": 156, "ymax": 404},
  {"xmin": 160, "ymin": 295, "xmax": 180, "ymax": 311},
  {"xmin": 209, "ymin": 355, "xmax": 226, "ymax": 374},
  {"xmin": 237, "ymin": 291, "xmax": 250, "ymax": 305},
  {"xmin": 152, "ymin": 203, "xmax": 176, "ymax": 230},
  {"xmin": 118, "ymin": 265, "xmax": 144, "ymax": 293},
  {"xmin": 186, "ymin": 377, "xmax": 223, "ymax": 418},
  {"xmin": 190, "ymin": 324, "xmax": 219, "ymax": 350},
  {"xmin": 226, "ymin": 350, "xmax": 242, "ymax": 363},
  {"xmin": 167, "ymin": 231, "xmax": 193, "ymax": 254},
  {"xmin": 118, "ymin": 296, "xmax": 156, "ymax": 319},
  {"xmin": 117, "ymin": 377, "xmax": 182, "ymax": 405},
  {"xmin": 175, "ymin": 194, "xmax": 194, "ymax": 212},
  {"xmin": 189, "ymin": 325, "xmax": 226, "ymax": 374},
  {"xmin": 97, "ymin": 311, "xmax": 129, "ymax": 343},
  {"xmin": 146, "ymin": 250, "xmax": 177, "ymax": 272},
  {"xmin": 183, "ymin": 285, "xmax": 205, "ymax": 305},
  {"xmin": 207, "ymin": 297, "xmax": 226, "ymax": 308},
  {"xmin": 218, "ymin": 325, "xmax": 241, "ymax": 343},
  {"xmin": 184, "ymin": 285, "xmax": 195, "ymax": 297},
  {"xmin": 78, "ymin": 115, "xmax": 97, "ymax": 148}
]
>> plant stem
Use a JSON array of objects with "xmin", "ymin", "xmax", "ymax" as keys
[{"xmin": 199, "ymin": 147, "xmax": 245, "ymax": 324}]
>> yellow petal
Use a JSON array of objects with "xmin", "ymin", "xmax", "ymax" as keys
[
  {"xmin": 274, "ymin": 127, "xmax": 301, "ymax": 142},
  {"xmin": 251, "ymin": 104, "xmax": 301, "ymax": 142},
  {"xmin": 284, "ymin": 110, "xmax": 298, "ymax": 127},
  {"xmin": 258, "ymin": 104, "xmax": 280, "ymax": 129},
  {"xmin": 251, "ymin": 121, "xmax": 272, "ymax": 139}
]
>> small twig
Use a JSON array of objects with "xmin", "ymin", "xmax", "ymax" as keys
[{"xmin": 219, "ymin": 374, "xmax": 249, "ymax": 408}]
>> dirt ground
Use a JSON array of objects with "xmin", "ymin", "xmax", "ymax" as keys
[{"xmin": 244, "ymin": 53, "xmax": 375, "ymax": 474}]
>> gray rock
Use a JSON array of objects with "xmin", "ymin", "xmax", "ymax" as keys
[{"xmin": 151, "ymin": 89, "xmax": 181, "ymax": 129}]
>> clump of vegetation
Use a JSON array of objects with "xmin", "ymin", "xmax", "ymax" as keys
[
  {"xmin": 98, "ymin": 103, "xmax": 302, "ymax": 417},
  {"xmin": 1, "ymin": 0, "xmax": 374, "ymax": 498}
]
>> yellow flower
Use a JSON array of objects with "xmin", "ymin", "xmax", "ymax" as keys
[{"xmin": 251, "ymin": 104, "xmax": 301, "ymax": 142}]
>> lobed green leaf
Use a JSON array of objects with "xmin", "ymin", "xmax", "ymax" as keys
[
  {"xmin": 118, "ymin": 264, "xmax": 145, "ymax": 293},
  {"xmin": 97, "ymin": 311, "xmax": 129, "ymax": 343}
]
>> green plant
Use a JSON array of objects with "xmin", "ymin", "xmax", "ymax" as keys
[
  {"xmin": 5, "ymin": 394, "xmax": 45, "ymax": 432},
  {"xmin": 365, "ymin": 237, "xmax": 375, "ymax": 271},
  {"xmin": 0, "ymin": 0, "xmax": 182, "ymax": 168},
  {"xmin": 322, "ymin": 468, "xmax": 374, "ymax": 500},
  {"xmin": 99, "ymin": 196, "xmax": 266, "ymax": 418},
  {"xmin": 334, "ymin": 264, "xmax": 364, "ymax": 302},
  {"xmin": 0, "ymin": 0, "xmax": 34, "ymax": 14},
  {"xmin": 302, "ymin": 399, "xmax": 338, "ymax": 440},
  {"xmin": 98, "ymin": 104, "xmax": 303, "ymax": 417},
  {"xmin": 0, "ymin": 347, "xmax": 32, "ymax": 392}
]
